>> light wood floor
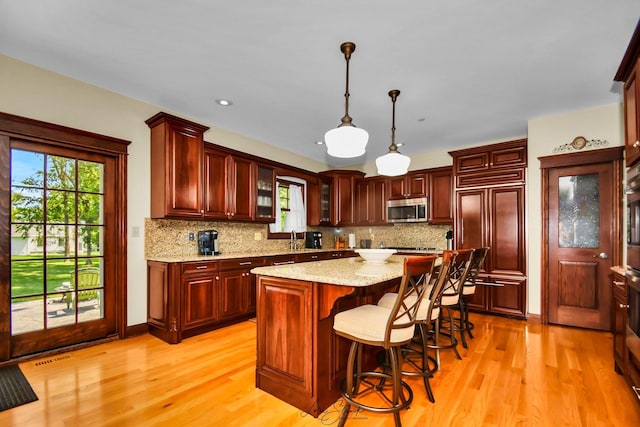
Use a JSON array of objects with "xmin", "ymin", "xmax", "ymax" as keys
[{"xmin": 2, "ymin": 314, "xmax": 640, "ymax": 426}]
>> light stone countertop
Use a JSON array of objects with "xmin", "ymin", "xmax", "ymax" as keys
[
  {"xmin": 251, "ymin": 255, "xmax": 407, "ymax": 287},
  {"xmin": 146, "ymin": 248, "xmax": 356, "ymax": 263}
]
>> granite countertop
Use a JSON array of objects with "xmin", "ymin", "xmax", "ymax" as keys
[
  {"xmin": 146, "ymin": 248, "xmax": 356, "ymax": 263},
  {"xmin": 251, "ymin": 255, "xmax": 406, "ymax": 287}
]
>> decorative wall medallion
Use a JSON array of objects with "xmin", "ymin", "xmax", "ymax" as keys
[
  {"xmin": 570, "ymin": 136, "xmax": 587, "ymax": 149},
  {"xmin": 552, "ymin": 136, "xmax": 609, "ymax": 153}
]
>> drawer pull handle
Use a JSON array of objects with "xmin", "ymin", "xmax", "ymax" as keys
[
  {"xmin": 196, "ymin": 266, "xmax": 207, "ymax": 269},
  {"xmin": 620, "ymin": 304, "xmax": 630, "ymax": 309},
  {"xmin": 239, "ymin": 262, "xmax": 252, "ymax": 266},
  {"xmin": 613, "ymin": 281, "xmax": 625, "ymax": 287}
]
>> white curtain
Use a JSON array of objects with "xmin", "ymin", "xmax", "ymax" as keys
[
  {"xmin": 269, "ymin": 181, "xmax": 282, "ymax": 233},
  {"xmin": 284, "ymin": 184, "xmax": 306, "ymax": 232}
]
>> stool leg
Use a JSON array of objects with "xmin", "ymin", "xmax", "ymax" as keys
[
  {"xmin": 417, "ymin": 323, "xmax": 435, "ymax": 402},
  {"xmin": 388, "ymin": 347, "xmax": 403, "ymax": 427},
  {"xmin": 464, "ymin": 297, "xmax": 474, "ymax": 339},
  {"xmin": 447, "ymin": 307, "xmax": 462, "ymax": 360},
  {"xmin": 339, "ymin": 341, "xmax": 358, "ymax": 427},
  {"xmin": 433, "ymin": 317, "xmax": 441, "ymax": 370},
  {"xmin": 458, "ymin": 299, "xmax": 468, "ymax": 349}
]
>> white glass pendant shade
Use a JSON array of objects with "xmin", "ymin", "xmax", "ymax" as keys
[
  {"xmin": 376, "ymin": 151, "xmax": 411, "ymax": 176},
  {"xmin": 326, "ymin": 41, "xmax": 368, "ymax": 159},
  {"xmin": 376, "ymin": 89, "xmax": 410, "ymax": 176},
  {"xmin": 324, "ymin": 126, "xmax": 369, "ymax": 158}
]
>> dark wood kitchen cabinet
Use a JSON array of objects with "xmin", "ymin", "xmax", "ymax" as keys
[
  {"xmin": 255, "ymin": 164, "xmax": 276, "ymax": 221},
  {"xmin": 612, "ymin": 268, "xmax": 628, "ymax": 375},
  {"xmin": 147, "ymin": 260, "xmax": 220, "ymax": 344},
  {"xmin": 218, "ymin": 257, "xmax": 265, "ymax": 320},
  {"xmin": 147, "ymin": 256, "xmax": 265, "ymax": 344},
  {"xmin": 614, "ymin": 20, "xmax": 640, "ymax": 167},
  {"xmin": 318, "ymin": 170, "xmax": 365, "ymax": 226},
  {"xmin": 181, "ymin": 261, "xmax": 220, "ymax": 331},
  {"xmin": 146, "ymin": 112, "xmax": 210, "ymax": 219},
  {"xmin": 427, "ymin": 166, "xmax": 453, "ymax": 224},
  {"xmin": 356, "ymin": 177, "xmax": 387, "ymax": 225},
  {"xmin": 387, "ymin": 171, "xmax": 427, "ymax": 200},
  {"xmin": 451, "ymin": 139, "xmax": 527, "ymax": 319},
  {"xmin": 204, "ymin": 145, "xmax": 254, "ymax": 221}
]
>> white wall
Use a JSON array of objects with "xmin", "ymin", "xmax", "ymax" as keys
[
  {"xmin": 0, "ymin": 54, "xmax": 326, "ymax": 326},
  {"xmin": 0, "ymin": 53, "xmax": 626, "ymax": 322}
]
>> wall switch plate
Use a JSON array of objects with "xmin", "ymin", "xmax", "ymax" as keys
[{"xmin": 188, "ymin": 232, "xmax": 194, "ymax": 241}]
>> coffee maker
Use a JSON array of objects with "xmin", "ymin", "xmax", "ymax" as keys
[
  {"xmin": 304, "ymin": 231, "xmax": 323, "ymax": 249},
  {"xmin": 198, "ymin": 230, "xmax": 220, "ymax": 255}
]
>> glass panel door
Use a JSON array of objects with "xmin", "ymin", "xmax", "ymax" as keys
[{"xmin": 10, "ymin": 149, "xmax": 105, "ymax": 335}]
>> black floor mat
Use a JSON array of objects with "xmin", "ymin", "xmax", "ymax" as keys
[{"xmin": 0, "ymin": 364, "xmax": 38, "ymax": 411}]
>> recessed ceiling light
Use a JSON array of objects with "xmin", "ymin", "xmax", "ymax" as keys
[
  {"xmin": 316, "ymin": 141, "xmax": 325, "ymax": 145},
  {"xmin": 396, "ymin": 142, "xmax": 404, "ymax": 147},
  {"xmin": 215, "ymin": 98, "xmax": 233, "ymax": 106}
]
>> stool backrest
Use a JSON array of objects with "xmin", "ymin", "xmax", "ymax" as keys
[
  {"xmin": 383, "ymin": 255, "xmax": 438, "ymax": 347},
  {"xmin": 425, "ymin": 250, "xmax": 456, "ymax": 321},
  {"xmin": 465, "ymin": 247, "xmax": 489, "ymax": 287},
  {"xmin": 441, "ymin": 249, "xmax": 475, "ymax": 304}
]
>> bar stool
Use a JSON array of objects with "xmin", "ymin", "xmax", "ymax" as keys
[
  {"xmin": 333, "ymin": 256, "xmax": 434, "ymax": 427},
  {"xmin": 456, "ymin": 247, "xmax": 489, "ymax": 348},
  {"xmin": 429, "ymin": 249, "xmax": 474, "ymax": 370},
  {"xmin": 378, "ymin": 251, "xmax": 456, "ymax": 402}
]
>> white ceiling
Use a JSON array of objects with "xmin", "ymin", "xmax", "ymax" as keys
[{"xmin": 1, "ymin": 1, "xmax": 639, "ymax": 168}]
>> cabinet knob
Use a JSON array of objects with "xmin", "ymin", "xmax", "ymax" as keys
[
  {"xmin": 620, "ymin": 303, "xmax": 630, "ymax": 309},
  {"xmin": 634, "ymin": 140, "xmax": 640, "ymax": 149}
]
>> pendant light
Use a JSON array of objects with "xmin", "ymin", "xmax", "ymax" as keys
[
  {"xmin": 324, "ymin": 42, "xmax": 369, "ymax": 158},
  {"xmin": 376, "ymin": 89, "xmax": 411, "ymax": 176}
]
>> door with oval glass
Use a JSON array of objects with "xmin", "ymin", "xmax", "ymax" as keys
[{"xmin": 545, "ymin": 154, "xmax": 621, "ymax": 331}]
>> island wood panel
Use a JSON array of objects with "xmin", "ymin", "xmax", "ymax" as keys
[
  {"xmin": 256, "ymin": 277, "xmax": 315, "ymax": 412},
  {"xmin": 255, "ymin": 274, "xmax": 401, "ymax": 417}
]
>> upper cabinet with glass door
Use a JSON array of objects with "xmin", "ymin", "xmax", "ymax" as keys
[{"xmin": 255, "ymin": 164, "xmax": 275, "ymax": 222}]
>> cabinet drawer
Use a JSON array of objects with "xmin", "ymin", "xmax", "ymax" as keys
[
  {"xmin": 219, "ymin": 257, "xmax": 265, "ymax": 271},
  {"xmin": 454, "ymin": 152, "xmax": 490, "ymax": 175},
  {"xmin": 456, "ymin": 168, "xmax": 525, "ymax": 188},
  {"xmin": 181, "ymin": 261, "xmax": 218, "ymax": 275}
]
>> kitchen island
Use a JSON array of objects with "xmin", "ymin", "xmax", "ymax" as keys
[{"xmin": 251, "ymin": 255, "xmax": 405, "ymax": 417}]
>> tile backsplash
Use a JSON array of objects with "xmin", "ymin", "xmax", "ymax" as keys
[{"xmin": 144, "ymin": 218, "xmax": 451, "ymax": 258}]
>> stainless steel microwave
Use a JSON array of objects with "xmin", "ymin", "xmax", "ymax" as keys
[{"xmin": 387, "ymin": 197, "xmax": 428, "ymax": 223}]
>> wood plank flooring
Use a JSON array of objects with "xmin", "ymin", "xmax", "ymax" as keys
[{"xmin": 2, "ymin": 314, "xmax": 640, "ymax": 426}]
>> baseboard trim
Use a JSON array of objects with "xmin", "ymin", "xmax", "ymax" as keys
[
  {"xmin": 527, "ymin": 313, "xmax": 541, "ymax": 323},
  {"xmin": 126, "ymin": 323, "xmax": 149, "ymax": 338}
]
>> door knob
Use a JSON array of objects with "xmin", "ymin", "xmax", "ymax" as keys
[{"xmin": 592, "ymin": 252, "xmax": 608, "ymax": 259}]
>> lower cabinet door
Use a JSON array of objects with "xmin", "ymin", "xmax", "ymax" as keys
[
  {"xmin": 488, "ymin": 278, "xmax": 527, "ymax": 318},
  {"xmin": 182, "ymin": 274, "xmax": 219, "ymax": 329},
  {"xmin": 219, "ymin": 269, "xmax": 248, "ymax": 320}
]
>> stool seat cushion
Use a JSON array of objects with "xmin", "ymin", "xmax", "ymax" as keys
[
  {"xmin": 462, "ymin": 284, "xmax": 476, "ymax": 295},
  {"xmin": 440, "ymin": 292, "xmax": 459, "ymax": 306},
  {"xmin": 334, "ymin": 304, "xmax": 414, "ymax": 344},
  {"xmin": 377, "ymin": 293, "xmax": 439, "ymax": 322}
]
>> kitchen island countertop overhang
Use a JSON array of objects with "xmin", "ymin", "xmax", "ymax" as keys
[{"xmin": 250, "ymin": 255, "xmax": 406, "ymax": 286}]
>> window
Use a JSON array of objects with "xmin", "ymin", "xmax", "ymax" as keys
[{"xmin": 268, "ymin": 176, "xmax": 307, "ymax": 238}]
